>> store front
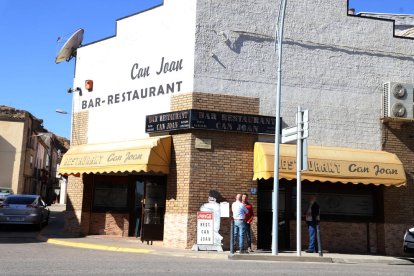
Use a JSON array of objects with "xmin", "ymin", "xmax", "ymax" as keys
[
  {"xmin": 59, "ymin": 136, "xmax": 171, "ymax": 240},
  {"xmin": 88, "ymin": 174, "xmax": 166, "ymax": 241},
  {"xmin": 253, "ymin": 142, "xmax": 406, "ymax": 253}
]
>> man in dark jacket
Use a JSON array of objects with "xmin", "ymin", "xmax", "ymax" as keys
[{"xmin": 305, "ymin": 195, "xmax": 320, "ymax": 253}]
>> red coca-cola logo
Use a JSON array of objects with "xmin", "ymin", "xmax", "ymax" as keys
[{"xmin": 198, "ymin": 212, "xmax": 213, "ymax": 220}]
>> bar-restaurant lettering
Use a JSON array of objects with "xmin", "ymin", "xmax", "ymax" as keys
[
  {"xmin": 81, "ymin": 56, "xmax": 185, "ymax": 110},
  {"xmin": 146, "ymin": 109, "xmax": 277, "ymax": 134}
]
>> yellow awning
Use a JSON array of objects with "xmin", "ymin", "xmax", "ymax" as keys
[
  {"xmin": 253, "ymin": 142, "xmax": 406, "ymax": 187},
  {"xmin": 59, "ymin": 136, "xmax": 171, "ymax": 175}
]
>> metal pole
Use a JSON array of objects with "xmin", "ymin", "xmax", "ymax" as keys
[
  {"xmin": 230, "ymin": 220, "xmax": 234, "ymax": 254},
  {"xmin": 317, "ymin": 225, "xmax": 323, "ymax": 257},
  {"xmin": 296, "ymin": 106, "xmax": 302, "ymax": 256},
  {"xmin": 272, "ymin": 0, "xmax": 288, "ymax": 256}
]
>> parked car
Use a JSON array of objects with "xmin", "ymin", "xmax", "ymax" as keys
[
  {"xmin": 0, "ymin": 195, "xmax": 50, "ymax": 229},
  {"xmin": 0, "ymin": 187, "xmax": 13, "ymax": 202},
  {"xmin": 403, "ymin": 226, "xmax": 414, "ymax": 253}
]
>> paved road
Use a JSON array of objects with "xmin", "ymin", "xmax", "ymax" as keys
[
  {"xmin": 1, "ymin": 212, "xmax": 413, "ymax": 276},
  {"xmin": 0, "ymin": 233, "xmax": 413, "ymax": 275}
]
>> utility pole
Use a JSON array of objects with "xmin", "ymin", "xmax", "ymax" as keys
[{"xmin": 272, "ymin": 0, "xmax": 288, "ymax": 256}]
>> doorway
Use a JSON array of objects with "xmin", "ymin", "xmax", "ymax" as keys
[
  {"xmin": 129, "ymin": 176, "xmax": 167, "ymax": 242},
  {"xmin": 257, "ymin": 179, "xmax": 290, "ymax": 250}
]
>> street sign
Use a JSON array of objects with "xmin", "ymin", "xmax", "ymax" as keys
[
  {"xmin": 301, "ymin": 138, "xmax": 308, "ymax": 171},
  {"xmin": 281, "ymin": 133, "xmax": 297, "ymax": 143},
  {"xmin": 282, "ymin": 125, "xmax": 297, "ymax": 137},
  {"xmin": 301, "ymin": 110, "xmax": 309, "ymax": 139},
  {"xmin": 281, "ymin": 125, "xmax": 298, "ymax": 143},
  {"xmin": 281, "ymin": 110, "xmax": 308, "ymax": 144}
]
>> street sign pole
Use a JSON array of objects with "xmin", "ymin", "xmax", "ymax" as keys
[
  {"xmin": 281, "ymin": 107, "xmax": 309, "ymax": 256},
  {"xmin": 296, "ymin": 106, "xmax": 303, "ymax": 256}
]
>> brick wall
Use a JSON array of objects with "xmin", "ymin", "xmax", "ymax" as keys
[
  {"xmin": 171, "ymin": 92, "xmax": 260, "ymax": 114},
  {"xmin": 381, "ymin": 120, "xmax": 414, "ymax": 256},
  {"xmin": 163, "ymin": 133, "xmax": 193, "ymax": 248},
  {"xmin": 289, "ymin": 221, "xmax": 370, "ymax": 254},
  {"xmin": 71, "ymin": 111, "xmax": 89, "ymax": 146},
  {"xmin": 163, "ymin": 92, "xmax": 259, "ymax": 249},
  {"xmin": 89, "ymin": 213, "xmax": 130, "ymax": 236},
  {"xmin": 64, "ymin": 111, "xmax": 89, "ymax": 235}
]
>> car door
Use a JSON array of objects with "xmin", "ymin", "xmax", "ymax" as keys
[{"xmin": 39, "ymin": 198, "xmax": 49, "ymax": 221}]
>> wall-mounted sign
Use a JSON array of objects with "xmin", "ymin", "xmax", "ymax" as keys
[
  {"xmin": 219, "ymin": 202, "xmax": 229, "ymax": 217},
  {"xmin": 196, "ymin": 211, "xmax": 214, "ymax": 245},
  {"xmin": 195, "ymin": 138, "xmax": 212, "ymax": 149},
  {"xmin": 146, "ymin": 109, "xmax": 277, "ymax": 134}
]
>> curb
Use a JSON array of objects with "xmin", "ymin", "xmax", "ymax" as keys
[
  {"xmin": 36, "ymin": 234, "xmax": 227, "ymax": 259},
  {"xmin": 36, "ymin": 234, "xmax": 414, "ymax": 264},
  {"xmin": 37, "ymin": 235, "xmax": 153, "ymax": 253},
  {"xmin": 229, "ymin": 254, "xmax": 333, "ymax": 263},
  {"xmin": 331, "ymin": 257, "xmax": 414, "ymax": 265}
]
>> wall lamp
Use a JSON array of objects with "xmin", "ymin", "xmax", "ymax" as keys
[{"xmin": 67, "ymin": 87, "xmax": 82, "ymax": 96}]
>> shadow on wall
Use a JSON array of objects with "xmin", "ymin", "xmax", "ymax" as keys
[
  {"xmin": 0, "ymin": 136, "xmax": 16, "ymax": 189},
  {"xmin": 88, "ymin": 212, "xmax": 129, "ymax": 236},
  {"xmin": 166, "ymin": 141, "xmax": 177, "ymax": 201},
  {"xmin": 223, "ymin": 31, "xmax": 274, "ymax": 54},
  {"xmin": 63, "ymin": 194, "xmax": 82, "ymax": 235}
]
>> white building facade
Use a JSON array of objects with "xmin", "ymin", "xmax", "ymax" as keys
[{"xmin": 60, "ymin": 0, "xmax": 414, "ymax": 256}]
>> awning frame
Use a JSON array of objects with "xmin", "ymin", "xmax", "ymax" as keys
[
  {"xmin": 58, "ymin": 136, "xmax": 171, "ymax": 176},
  {"xmin": 253, "ymin": 142, "xmax": 406, "ymax": 187}
]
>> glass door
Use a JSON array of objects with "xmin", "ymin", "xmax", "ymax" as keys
[
  {"xmin": 140, "ymin": 177, "xmax": 166, "ymax": 242},
  {"xmin": 133, "ymin": 180, "xmax": 144, "ymax": 237}
]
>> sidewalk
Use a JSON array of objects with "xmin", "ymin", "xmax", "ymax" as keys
[{"xmin": 37, "ymin": 205, "xmax": 414, "ymax": 265}]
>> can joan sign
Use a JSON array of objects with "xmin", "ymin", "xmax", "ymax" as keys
[{"xmin": 197, "ymin": 211, "xmax": 214, "ymax": 245}]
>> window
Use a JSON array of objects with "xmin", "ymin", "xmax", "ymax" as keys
[
  {"xmin": 291, "ymin": 181, "xmax": 377, "ymax": 222},
  {"xmin": 92, "ymin": 181, "xmax": 128, "ymax": 212}
]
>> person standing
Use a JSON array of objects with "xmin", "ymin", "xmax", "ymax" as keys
[
  {"xmin": 305, "ymin": 195, "xmax": 320, "ymax": 253},
  {"xmin": 242, "ymin": 193, "xmax": 254, "ymax": 252},
  {"xmin": 232, "ymin": 194, "xmax": 248, "ymax": 253}
]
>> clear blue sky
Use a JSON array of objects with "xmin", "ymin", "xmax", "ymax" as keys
[
  {"xmin": 0, "ymin": 0, "xmax": 162, "ymax": 139},
  {"xmin": 0, "ymin": 0, "xmax": 412, "ymax": 140},
  {"xmin": 349, "ymin": 0, "xmax": 414, "ymax": 14}
]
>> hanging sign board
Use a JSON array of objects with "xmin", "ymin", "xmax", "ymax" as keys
[
  {"xmin": 196, "ymin": 211, "xmax": 214, "ymax": 245},
  {"xmin": 219, "ymin": 202, "xmax": 229, "ymax": 217}
]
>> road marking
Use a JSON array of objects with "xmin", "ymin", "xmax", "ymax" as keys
[{"xmin": 46, "ymin": 238, "xmax": 153, "ymax": 253}]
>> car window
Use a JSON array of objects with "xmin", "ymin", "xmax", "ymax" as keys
[
  {"xmin": 0, "ymin": 188, "xmax": 11, "ymax": 193},
  {"xmin": 4, "ymin": 197, "xmax": 36, "ymax": 205}
]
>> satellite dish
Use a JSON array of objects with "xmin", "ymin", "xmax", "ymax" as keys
[{"xmin": 55, "ymin": 28, "xmax": 84, "ymax": 64}]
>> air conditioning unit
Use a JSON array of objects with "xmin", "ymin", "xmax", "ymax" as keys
[{"xmin": 382, "ymin": 82, "xmax": 413, "ymax": 118}]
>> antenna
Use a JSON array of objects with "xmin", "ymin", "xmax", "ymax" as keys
[{"xmin": 55, "ymin": 28, "xmax": 84, "ymax": 64}]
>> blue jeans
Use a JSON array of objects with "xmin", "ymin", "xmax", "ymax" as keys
[
  {"xmin": 307, "ymin": 221, "xmax": 318, "ymax": 252},
  {"xmin": 233, "ymin": 220, "xmax": 246, "ymax": 251},
  {"xmin": 245, "ymin": 222, "xmax": 251, "ymax": 248}
]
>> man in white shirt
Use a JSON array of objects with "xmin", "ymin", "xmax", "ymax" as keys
[{"xmin": 232, "ymin": 194, "xmax": 248, "ymax": 253}]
